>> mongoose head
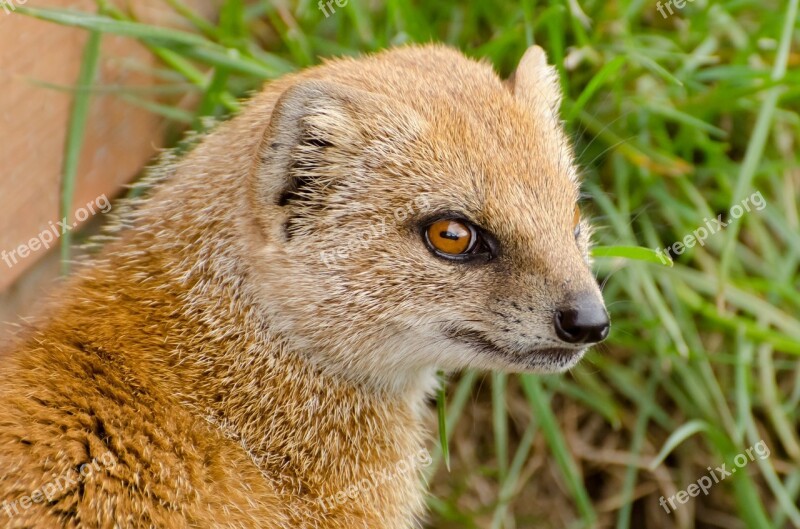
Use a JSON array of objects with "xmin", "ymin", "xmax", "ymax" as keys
[{"xmin": 248, "ymin": 45, "xmax": 608, "ymax": 391}]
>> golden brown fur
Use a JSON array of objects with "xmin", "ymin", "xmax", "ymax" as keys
[{"xmin": 0, "ymin": 44, "xmax": 605, "ymax": 528}]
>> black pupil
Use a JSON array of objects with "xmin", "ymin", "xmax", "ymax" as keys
[{"xmin": 440, "ymin": 230, "xmax": 461, "ymax": 241}]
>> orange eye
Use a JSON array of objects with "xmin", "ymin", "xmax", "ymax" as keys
[
  {"xmin": 573, "ymin": 206, "xmax": 581, "ymax": 237},
  {"xmin": 426, "ymin": 219, "xmax": 475, "ymax": 256}
]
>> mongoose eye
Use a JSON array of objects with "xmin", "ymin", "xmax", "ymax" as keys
[
  {"xmin": 423, "ymin": 217, "xmax": 497, "ymax": 262},
  {"xmin": 573, "ymin": 206, "xmax": 581, "ymax": 238},
  {"xmin": 426, "ymin": 219, "xmax": 476, "ymax": 256},
  {"xmin": 425, "ymin": 219, "xmax": 488, "ymax": 259}
]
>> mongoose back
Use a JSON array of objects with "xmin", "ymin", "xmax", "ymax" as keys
[{"xmin": 0, "ymin": 44, "xmax": 609, "ymax": 528}]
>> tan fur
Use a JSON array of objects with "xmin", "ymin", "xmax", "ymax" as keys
[{"xmin": 0, "ymin": 44, "xmax": 605, "ymax": 528}]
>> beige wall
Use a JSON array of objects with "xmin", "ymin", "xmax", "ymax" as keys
[{"xmin": 0, "ymin": 0, "xmax": 214, "ymax": 333}]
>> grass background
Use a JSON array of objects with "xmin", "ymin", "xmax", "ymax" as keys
[{"xmin": 16, "ymin": 0, "xmax": 800, "ymax": 527}]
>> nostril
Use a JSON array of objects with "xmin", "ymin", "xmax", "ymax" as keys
[
  {"xmin": 554, "ymin": 309, "xmax": 588, "ymax": 344},
  {"xmin": 553, "ymin": 304, "xmax": 610, "ymax": 345},
  {"xmin": 595, "ymin": 322, "xmax": 610, "ymax": 342}
]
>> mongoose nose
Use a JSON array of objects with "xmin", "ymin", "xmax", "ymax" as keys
[{"xmin": 553, "ymin": 295, "xmax": 610, "ymax": 344}]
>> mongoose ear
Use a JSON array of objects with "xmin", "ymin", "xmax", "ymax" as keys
[
  {"xmin": 508, "ymin": 45, "xmax": 563, "ymax": 117},
  {"xmin": 253, "ymin": 79, "xmax": 425, "ymax": 211}
]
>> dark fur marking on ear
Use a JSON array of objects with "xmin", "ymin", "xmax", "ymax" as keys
[
  {"xmin": 302, "ymin": 135, "xmax": 334, "ymax": 149},
  {"xmin": 276, "ymin": 191, "xmax": 292, "ymax": 208},
  {"xmin": 275, "ymin": 129, "xmax": 333, "ymax": 208},
  {"xmin": 276, "ymin": 183, "xmax": 291, "ymax": 207},
  {"xmin": 277, "ymin": 174, "xmax": 314, "ymax": 207},
  {"xmin": 274, "ymin": 129, "xmax": 336, "ymax": 238}
]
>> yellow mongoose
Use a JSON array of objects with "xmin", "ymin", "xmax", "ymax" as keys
[{"xmin": 0, "ymin": 44, "xmax": 608, "ymax": 528}]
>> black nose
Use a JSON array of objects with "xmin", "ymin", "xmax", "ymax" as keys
[{"xmin": 553, "ymin": 295, "xmax": 610, "ymax": 344}]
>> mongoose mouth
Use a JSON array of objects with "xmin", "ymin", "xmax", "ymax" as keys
[{"xmin": 442, "ymin": 327, "xmax": 585, "ymax": 371}]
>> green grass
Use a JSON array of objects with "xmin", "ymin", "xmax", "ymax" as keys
[
  {"xmin": 22, "ymin": 0, "xmax": 800, "ymax": 527},
  {"xmin": 59, "ymin": 28, "xmax": 101, "ymax": 274}
]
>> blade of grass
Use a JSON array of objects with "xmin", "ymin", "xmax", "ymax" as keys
[
  {"xmin": 163, "ymin": 0, "xmax": 220, "ymax": 40},
  {"xmin": 19, "ymin": 7, "xmax": 287, "ymax": 79},
  {"xmin": 648, "ymin": 419, "xmax": 711, "ymax": 469},
  {"xmin": 616, "ymin": 373, "xmax": 658, "ymax": 529},
  {"xmin": 491, "ymin": 372, "xmax": 508, "ymax": 480},
  {"xmin": 735, "ymin": 336, "xmax": 797, "ymax": 526},
  {"xmin": 718, "ymin": 0, "xmax": 799, "ymax": 296},
  {"xmin": 566, "ymin": 55, "xmax": 626, "ymax": 122},
  {"xmin": 119, "ymin": 94, "xmax": 195, "ymax": 123},
  {"xmin": 93, "ymin": 0, "xmax": 241, "ymax": 112},
  {"xmin": 490, "ymin": 413, "xmax": 538, "ymax": 529},
  {"xmin": 437, "ymin": 370, "xmax": 450, "ymax": 472},
  {"xmin": 759, "ymin": 344, "xmax": 800, "ymax": 462},
  {"xmin": 521, "ymin": 375, "xmax": 596, "ymax": 526},
  {"xmin": 591, "ymin": 245, "xmax": 673, "ymax": 266},
  {"xmin": 426, "ymin": 371, "xmax": 478, "ymax": 479},
  {"xmin": 60, "ymin": 30, "xmax": 102, "ymax": 274}
]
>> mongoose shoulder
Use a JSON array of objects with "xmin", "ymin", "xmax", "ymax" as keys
[{"xmin": 0, "ymin": 44, "xmax": 608, "ymax": 528}]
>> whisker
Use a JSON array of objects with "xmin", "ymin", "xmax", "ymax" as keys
[
  {"xmin": 585, "ymin": 135, "xmax": 638, "ymax": 170},
  {"xmin": 577, "ymin": 107, "xmax": 638, "ymax": 160}
]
